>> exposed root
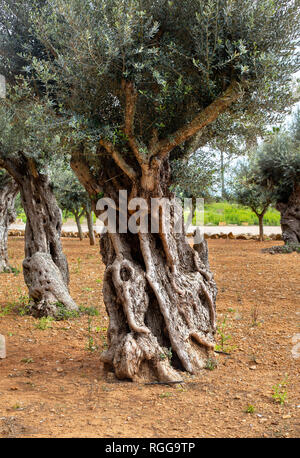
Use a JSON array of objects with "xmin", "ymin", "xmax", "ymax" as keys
[
  {"xmin": 198, "ymin": 278, "xmax": 216, "ymax": 330},
  {"xmin": 189, "ymin": 332, "xmax": 215, "ymax": 349},
  {"xmin": 193, "ymin": 250, "xmax": 212, "ymax": 282}
]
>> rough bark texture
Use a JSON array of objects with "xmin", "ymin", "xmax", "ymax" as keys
[
  {"xmin": 1, "ymin": 157, "xmax": 77, "ymax": 317},
  {"xmin": 0, "ymin": 173, "xmax": 18, "ymax": 272},
  {"xmin": 276, "ymin": 184, "xmax": 300, "ymax": 245},
  {"xmin": 72, "ymin": 154, "xmax": 217, "ymax": 382}
]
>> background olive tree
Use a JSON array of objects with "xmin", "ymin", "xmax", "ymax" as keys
[
  {"xmin": 255, "ymin": 112, "xmax": 300, "ymax": 247},
  {"xmin": 52, "ymin": 165, "xmax": 97, "ymax": 245},
  {"xmin": 0, "ymin": 1, "xmax": 78, "ymax": 316},
  {"xmin": 232, "ymin": 160, "xmax": 274, "ymax": 241}
]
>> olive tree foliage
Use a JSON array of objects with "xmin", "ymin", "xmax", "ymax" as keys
[
  {"xmin": 255, "ymin": 111, "xmax": 300, "ymax": 246},
  {"xmin": 171, "ymin": 149, "xmax": 218, "ymax": 209},
  {"xmin": 3, "ymin": 0, "xmax": 300, "ymax": 381},
  {"xmin": 232, "ymin": 159, "xmax": 274, "ymax": 241}
]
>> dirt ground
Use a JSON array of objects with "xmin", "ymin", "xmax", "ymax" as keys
[{"xmin": 0, "ymin": 237, "xmax": 299, "ymax": 438}]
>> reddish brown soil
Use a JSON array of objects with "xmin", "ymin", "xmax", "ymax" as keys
[{"xmin": 0, "ymin": 237, "xmax": 299, "ymax": 438}]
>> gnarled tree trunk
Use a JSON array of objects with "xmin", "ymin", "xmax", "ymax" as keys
[
  {"xmin": 276, "ymin": 184, "xmax": 300, "ymax": 245},
  {"xmin": 0, "ymin": 172, "xmax": 18, "ymax": 272},
  {"xmin": 72, "ymin": 154, "xmax": 217, "ymax": 383},
  {"xmin": 1, "ymin": 157, "xmax": 78, "ymax": 317}
]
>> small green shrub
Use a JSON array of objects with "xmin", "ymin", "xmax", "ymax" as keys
[
  {"xmin": 159, "ymin": 392, "xmax": 173, "ymax": 399},
  {"xmin": 55, "ymin": 302, "xmax": 79, "ymax": 321},
  {"xmin": 205, "ymin": 358, "xmax": 218, "ymax": 371},
  {"xmin": 79, "ymin": 305, "xmax": 99, "ymax": 316},
  {"xmin": 272, "ymin": 375, "xmax": 288, "ymax": 405},
  {"xmin": 34, "ymin": 317, "xmax": 54, "ymax": 330},
  {"xmin": 215, "ymin": 315, "xmax": 233, "ymax": 353},
  {"xmin": 245, "ymin": 404, "xmax": 255, "ymax": 414},
  {"xmin": 85, "ymin": 317, "xmax": 98, "ymax": 352}
]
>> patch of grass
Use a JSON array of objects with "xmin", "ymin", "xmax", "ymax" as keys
[
  {"xmin": 10, "ymin": 267, "xmax": 21, "ymax": 276},
  {"xmin": 1, "ymin": 290, "xmax": 31, "ymax": 317},
  {"xmin": 55, "ymin": 302, "xmax": 79, "ymax": 321},
  {"xmin": 16, "ymin": 291, "xmax": 31, "ymax": 316},
  {"xmin": 53, "ymin": 303, "xmax": 99, "ymax": 321},
  {"xmin": 159, "ymin": 392, "xmax": 173, "ymax": 399},
  {"xmin": 79, "ymin": 305, "xmax": 99, "ymax": 316},
  {"xmin": 0, "ymin": 266, "xmax": 21, "ymax": 276},
  {"xmin": 205, "ymin": 358, "xmax": 218, "ymax": 371},
  {"xmin": 159, "ymin": 347, "xmax": 172, "ymax": 362},
  {"xmin": 34, "ymin": 317, "xmax": 54, "ymax": 330},
  {"xmin": 12, "ymin": 403, "xmax": 22, "ymax": 410},
  {"xmin": 0, "ymin": 303, "xmax": 14, "ymax": 317},
  {"xmin": 85, "ymin": 317, "xmax": 98, "ymax": 352},
  {"xmin": 101, "ymin": 335, "xmax": 108, "ymax": 349},
  {"xmin": 74, "ymin": 257, "xmax": 82, "ymax": 273},
  {"xmin": 21, "ymin": 357, "xmax": 33, "ymax": 364},
  {"xmin": 16, "ymin": 210, "xmax": 26, "ymax": 223},
  {"xmin": 193, "ymin": 201, "xmax": 281, "ymax": 226},
  {"xmin": 245, "ymin": 404, "xmax": 255, "ymax": 414},
  {"xmin": 215, "ymin": 315, "xmax": 234, "ymax": 353},
  {"xmin": 272, "ymin": 375, "xmax": 288, "ymax": 405}
]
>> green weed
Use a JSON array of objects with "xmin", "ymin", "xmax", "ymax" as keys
[
  {"xmin": 272, "ymin": 375, "xmax": 288, "ymax": 405},
  {"xmin": 34, "ymin": 317, "xmax": 54, "ymax": 330},
  {"xmin": 245, "ymin": 404, "xmax": 255, "ymax": 414}
]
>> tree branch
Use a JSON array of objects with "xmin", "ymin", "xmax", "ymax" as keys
[
  {"xmin": 123, "ymin": 80, "xmax": 147, "ymax": 165},
  {"xmin": 151, "ymin": 80, "xmax": 244, "ymax": 159},
  {"xmin": 99, "ymin": 138, "xmax": 137, "ymax": 181},
  {"xmin": 0, "ymin": 154, "xmax": 24, "ymax": 184},
  {"xmin": 70, "ymin": 151, "xmax": 103, "ymax": 198}
]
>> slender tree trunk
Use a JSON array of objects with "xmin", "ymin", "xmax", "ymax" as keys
[
  {"xmin": 86, "ymin": 210, "xmax": 95, "ymax": 246},
  {"xmin": 258, "ymin": 214, "xmax": 264, "ymax": 242},
  {"xmin": 72, "ymin": 155, "xmax": 217, "ymax": 382},
  {"xmin": 0, "ymin": 173, "xmax": 18, "ymax": 272},
  {"xmin": 74, "ymin": 212, "xmax": 84, "ymax": 241},
  {"xmin": 1, "ymin": 157, "xmax": 78, "ymax": 317},
  {"xmin": 220, "ymin": 150, "xmax": 226, "ymax": 200},
  {"xmin": 276, "ymin": 184, "xmax": 300, "ymax": 245}
]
